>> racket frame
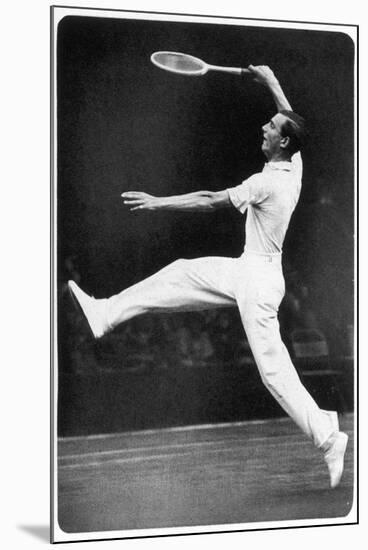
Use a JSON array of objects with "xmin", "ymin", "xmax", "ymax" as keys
[{"xmin": 150, "ymin": 51, "xmax": 250, "ymax": 76}]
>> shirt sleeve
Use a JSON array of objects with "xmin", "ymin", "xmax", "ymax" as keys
[{"xmin": 226, "ymin": 173, "xmax": 270, "ymax": 214}]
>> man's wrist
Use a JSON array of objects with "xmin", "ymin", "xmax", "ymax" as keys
[
  {"xmin": 151, "ymin": 196, "xmax": 162, "ymax": 210},
  {"xmin": 267, "ymin": 77, "xmax": 281, "ymax": 92}
]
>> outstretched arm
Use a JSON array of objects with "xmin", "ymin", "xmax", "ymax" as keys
[
  {"xmin": 121, "ymin": 189, "xmax": 231, "ymax": 212},
  {"xmin": 122, "ymin": 66, "xmax": 294, "ymax": 213},
  {"xmin": 248, "ymin": 65, "xmax": 292, "ymax": 112}
]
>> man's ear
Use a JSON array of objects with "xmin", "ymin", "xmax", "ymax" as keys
[{"xmin": 280, "ymin": 135, "xmax": 290, "ymax": 150}]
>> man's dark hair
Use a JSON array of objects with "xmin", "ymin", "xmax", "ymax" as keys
[{"xmin": 279, "ymin": 110, "xmax": 307, "ymax": 155}]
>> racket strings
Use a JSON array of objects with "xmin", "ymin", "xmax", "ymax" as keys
[{"xmin": 152, "ymin": 52, "xmax": 205, "ymax": 74}]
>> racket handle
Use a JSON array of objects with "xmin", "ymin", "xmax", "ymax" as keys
[{"xmin": 207, "ymin": 64, "xmax": 251, "ymax": 76}]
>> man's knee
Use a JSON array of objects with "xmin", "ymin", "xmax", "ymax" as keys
[
  {"xmin": 242, "ymin": 308, "xmax": 275, "ymax": 338},
  {"xmin": 158, "ymin": 258, "xmax": 188, "ymax": 277},
  {"xmin": 243, "ymin": 313, "xmax": 282, "ymax": 368},
  {"xmin": 171, "ymin": 258, "xmax": 188, "ymax": 269}
]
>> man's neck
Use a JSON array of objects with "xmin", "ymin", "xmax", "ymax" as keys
[{"xmin": 266, "ymin": 151, "xmax": 292, "ymax": 163}]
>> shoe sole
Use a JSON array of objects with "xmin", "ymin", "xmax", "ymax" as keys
[
  {"xmin": 68, "ymin": 281, "xmax": 98, "ymax": 339},
  {"xmin": 328, "ymin": 433, "xmax": 349, "ymax": 489}
]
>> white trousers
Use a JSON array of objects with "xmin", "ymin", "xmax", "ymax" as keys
[{"xmin": 105, "ymin": 251, "xmax": 337, "ymax": 448}]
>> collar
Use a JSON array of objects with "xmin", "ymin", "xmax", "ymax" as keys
[{"xmin": 264, "ymin": 161, "xmax": 292, "ymax": 172}]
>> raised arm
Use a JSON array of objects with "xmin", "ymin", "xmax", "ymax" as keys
[
  {"xmin": 121, "ymin": 189, "xmax": 231, "ymax": 212},
  {"xmin": 248, "ymin": 65, "xmax": 292, "ymax": 112},
  {"xmin": 248, "ymin": 65, "xmax": 303, "ymax": 170}
]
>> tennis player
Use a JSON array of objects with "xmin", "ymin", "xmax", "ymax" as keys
[{"xmin": 68, "ymin": 65, "xmax": 348, "ymax": 488}]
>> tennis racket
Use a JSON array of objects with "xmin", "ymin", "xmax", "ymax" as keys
[{"xmin": 151, "ymin": 51, "xmax": 251, "ymax": 77}]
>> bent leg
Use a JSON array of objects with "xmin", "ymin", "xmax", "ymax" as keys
[
  {"xmin": 106, "ymin": 257, "xmax": 237, "ymax": 329},
  {"xmin": 237, "ymin": 274, "xmax": 337, "ymax": 448}
]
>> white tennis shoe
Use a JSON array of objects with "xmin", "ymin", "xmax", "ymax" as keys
[
  {"xmin": 324, "ymin": 431, "xmax": 349, "ymax": 489},
  {"xmin": 68, "ymin": 280, "xmax": 108, "ymax": 339}
]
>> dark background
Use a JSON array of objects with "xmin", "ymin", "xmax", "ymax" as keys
[{"xmin": 56, "ymin": 14, "xmax": 355, "ymax": 435}]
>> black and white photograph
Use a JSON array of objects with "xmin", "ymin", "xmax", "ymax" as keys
[{"xmin": 51, "ymin": 4, "xmax": 357, "ymax": 545}]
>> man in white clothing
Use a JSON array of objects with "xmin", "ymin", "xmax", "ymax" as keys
[{"xmin": 68, "ymin": 65, "xmax": 348, "ymax": 488}]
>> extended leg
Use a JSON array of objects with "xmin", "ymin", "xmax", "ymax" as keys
[
  {"xmin": 69, "ymin": 257, "xmax": 236, "ymax": 338},
  {"xmin": 106, "ymin": 258, "xmax": 237, "ymax": 329}
]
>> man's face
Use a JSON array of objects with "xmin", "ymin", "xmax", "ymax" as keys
[{"xmin": 261, "ymin": 113, "xmax": 287, "ymax": 159}]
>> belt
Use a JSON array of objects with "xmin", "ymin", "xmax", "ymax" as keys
[{"xmin": 240, "ymin": 249, "xmax": 282, "ymax": 264}]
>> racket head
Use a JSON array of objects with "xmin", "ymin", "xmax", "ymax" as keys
[{"xmin": 150, "ymin": 51, "xmax": 208, "ymax": 76}]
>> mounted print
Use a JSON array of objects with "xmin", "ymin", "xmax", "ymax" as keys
[{"xmin": 51, "ymin": 5, "xmax": 357, "ymax": 544}]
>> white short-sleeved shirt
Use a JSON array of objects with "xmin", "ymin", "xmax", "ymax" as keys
[{"xmin": 227, "ymin": 153, "xmax": 303, "ymax": 254}]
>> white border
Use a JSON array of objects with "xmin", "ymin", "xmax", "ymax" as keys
[
  {"xmin": 2, "ymin": 1, "xmax": 365, "ymax": 549},
  {"xmin": 50, "ymin": 3, "xmax": 359, "ymax": 546},
  {"xmin": 52, "ymin": 5, "xmax": 357, "ymax": 39}
]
